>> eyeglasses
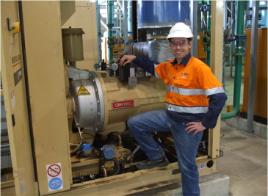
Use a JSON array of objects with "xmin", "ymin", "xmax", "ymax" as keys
[{"xmin": 169, "ymin": 39, "xmax": 188, "ymax": 48}]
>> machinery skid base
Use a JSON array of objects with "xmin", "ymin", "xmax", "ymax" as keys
[{"xmin": 53, "ymin": 163, "xmax": 229, "ymax": 196}]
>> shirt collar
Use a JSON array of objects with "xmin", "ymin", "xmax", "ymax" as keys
[{"xmin": 171, "ymin": 53, "xmax": 191, "ymax": 66}]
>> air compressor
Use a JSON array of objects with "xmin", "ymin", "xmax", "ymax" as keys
[{"xmin": 62, "ymin": 27, "xmax": 183, "ymax": 182}]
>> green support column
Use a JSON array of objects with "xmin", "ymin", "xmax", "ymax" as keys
[{"xmin": 222, "ymin": 1, "xmax": 247, "ymax": 119}]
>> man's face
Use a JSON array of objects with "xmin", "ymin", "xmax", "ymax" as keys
[{"xmin": 169, "ymin": 38, "xmax": 192, "ymax": 60}]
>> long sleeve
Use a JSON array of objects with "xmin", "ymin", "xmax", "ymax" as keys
[
  {"xmin": 202, "ymin": 93, "xmax": 227, "ymax": 128},
  {"xmin": 133, "ymin": 56, "xmax": 156, "ymax": 75}
]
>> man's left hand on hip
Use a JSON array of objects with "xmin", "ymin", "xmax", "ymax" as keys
[{"xmin": 186, "ymin": 122, "xmax": 206, "ymax": 135}]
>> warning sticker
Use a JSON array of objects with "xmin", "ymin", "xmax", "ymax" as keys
[
  {"xmin": 49, "ymin": 178, "xmax": 62, "ymax": 191},
  {"xmin": 47, "ymin": 164, "xmax": 61, "ymax": 177},
  {"xmin": 77, "ymin": 86, "xmax": 90, "ymax": 96},
  {"xmin": 112, "ymin": 100, "xmax": 134, "ymax": 109},
  {"xmin": 46, "ymin": 163, "xmax": 63, "ymax": 192}
]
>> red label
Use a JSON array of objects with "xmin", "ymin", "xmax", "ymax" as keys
[{"xmin": 112, "ymin": 100, "xmax": 134, "ymax": 109}]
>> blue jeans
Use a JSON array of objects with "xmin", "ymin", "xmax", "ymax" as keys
[{"xmin": 127, "ymin": 110, "xmax": 203, "ymax": 196}]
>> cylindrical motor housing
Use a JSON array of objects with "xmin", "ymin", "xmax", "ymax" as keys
[
  {"xmin": 70, "ymin": 72, "xmax": 166, "ymax": 133},
  {"xmin": 71, "ymin": 77, "xmax": 104, "ymax": 131}
]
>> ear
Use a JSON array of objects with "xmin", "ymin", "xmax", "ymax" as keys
[{"xmin": 188, "ymin": 40, "xmax": 193, "ymax": 49}]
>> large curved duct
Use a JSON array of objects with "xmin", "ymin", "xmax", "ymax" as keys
[{"xmin": 127, "ymin": 40, "xmax": 174, "ymax": 63}]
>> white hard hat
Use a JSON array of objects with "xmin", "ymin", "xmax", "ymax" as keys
[{"xmin": 167, "ymin": 22, "xmax": 193, "ymax": 39}]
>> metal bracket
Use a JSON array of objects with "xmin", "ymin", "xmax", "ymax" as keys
[
  {"xmin": 6, "ymin": 18, "xmax": 13, "ymax": 31},
  {"xmin": 6, "ymin": 17, "xmax": 20, "ymax": 33}
]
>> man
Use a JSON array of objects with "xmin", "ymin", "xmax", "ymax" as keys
[{"xmin": 119, "ymin": 22, "xmax": 227, "ymax": 196}]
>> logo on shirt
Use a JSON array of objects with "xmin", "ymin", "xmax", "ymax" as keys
[{"xmin": 180, "ymin": 72, "xmax": 189, "ymax": 79}]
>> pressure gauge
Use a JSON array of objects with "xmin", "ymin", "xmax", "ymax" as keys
[{"xmin": 111, "ymin": 63, "xmax": 118, "ymax": 71}]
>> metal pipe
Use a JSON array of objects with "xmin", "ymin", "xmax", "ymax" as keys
[
  {"xmin": 190, "ymin": 0, "xmax": 198, "ymax": 56},
  {"xmin": 247, "ymin": 1, "xmax": 259, "ymax": 132},
  {"xmin": 222, "ymin": 1, "xmax": 247, "ymax": 120},
  {"xmin": 96, "ymin": 0, "xmax": 102, "ymax": 64},
  {"xmin": 107, "ymin": 0, "xmax": 114, "ymax": 63},
  {"xmin": 123, "ymin": 0, "xmax": 128, "ymax": 45},
  {"xmin": 200, "ymin": 0, "xmax": 211, "ymax": 65},
  {"xmin": 229, "ymin": 1, "xmax": 235, "ymax": 78},
  {"xmin": 127, "ymin": 0, "xmax": 132, "ymax": 39},
  {"xmin": 206, "ymin": 0, "xmax": 211, "ymax": 65},
  {"xmin": 117, "ymin": 0, "xmax": 123, "ymax": 37},
  {"xmin": 101, "ymin": 19, "xmax": 108, "ymax": 30}
]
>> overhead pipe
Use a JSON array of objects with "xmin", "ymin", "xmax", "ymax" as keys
[
  {"xmin": 247, "ymin": 1, "xmax": 259, "ymax": 132},
  {"xmin": 222, "ymin": 1, "xmax": 247, "ymax": 120}
]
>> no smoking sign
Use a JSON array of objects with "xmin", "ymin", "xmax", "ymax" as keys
[
  {"xmin": 47, "ymin": 164, "xmax": 61, "ymax": 177},
  {"xmin": 46, "ymin": 163, "xmax": 63, "ymax": 191}
]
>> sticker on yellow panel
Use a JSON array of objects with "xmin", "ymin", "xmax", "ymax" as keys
[{"xmin": 77, "ymin": 86, "xmax": 90, "ymax": 96}]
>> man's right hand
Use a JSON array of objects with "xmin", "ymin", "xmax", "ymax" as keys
[{"xmin": 119, "ymin": 55, "xmax": 136, "ymax": 66}]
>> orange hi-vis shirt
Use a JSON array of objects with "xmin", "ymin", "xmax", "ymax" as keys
[{"xmin": 155, "ymin": 56, "xmax": 225, "ymax": 114}]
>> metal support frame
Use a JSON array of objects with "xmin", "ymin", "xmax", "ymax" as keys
[
  {"xmin": 123, "ymin": 0, "xmax": 128, "ymax": 45},
  {"xmin": 107, "ymin": 0, "xmax": 114, "ymax": 63},
  {"xmin": 206, "ymin": 0, "xmax": 211, "ymax": 65},
  {"xmin": 209, "ymin": 0, "xmax": 224, "ymax": 159},
  {"xmin": 247, "ymin": 1, "xmax": 259, "ymax": 132},
  {"xmin": 190, "ymin": 0, "xmax": 198, "ymax": 56},
  {"xmin": 96, "ymin": 0, "xmax": 102, "ymax": 64}
]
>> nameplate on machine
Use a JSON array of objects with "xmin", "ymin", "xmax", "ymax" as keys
[{"xmin": 112, "ymin": 100, "xmax": 134, "ymax": 109}]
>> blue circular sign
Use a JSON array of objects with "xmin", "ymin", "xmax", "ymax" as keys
[{"xmin": 49, "ymin": 177, "xmax": 62, "ymax": 190}]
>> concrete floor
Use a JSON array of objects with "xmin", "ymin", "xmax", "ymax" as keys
[
  {"xmin": 218, "ymin": 121, "xmax": 267, "ymax": 196},
  {"xmin": 219, "ymin": 65, "xmax": 267, "ymax": 195}
]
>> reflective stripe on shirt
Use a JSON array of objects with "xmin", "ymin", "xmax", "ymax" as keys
[
  {"xmin": 167, "ymin": 86, "xmax": 204, "ymax": 95},
  {"xmin": 167, "ymin": 85, "xmax": 224, "ymax": 96},
  {"xmin": 166, "ymin": 103, "xmax": 208, "ymax": 114},
  {"xmin": 154, "ymin": 64, "xmax": 160, "ymax": 78},
  {"xmin": 205, "ymin": 87, "xmax": 225, "ymax": 96}
]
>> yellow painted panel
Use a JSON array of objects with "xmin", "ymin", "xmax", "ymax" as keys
[
  {"xmin": 209, "ymin": 1, "xmax": 224, "ymax": 159},
  {"xmin": 1, "ymin": 1, "xmax": 38, "ymax": 195},
  {"xmin": 22, "ymin": 1, "xmax": 71, "ymax": 194}
]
